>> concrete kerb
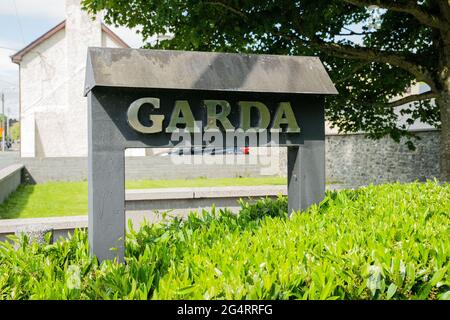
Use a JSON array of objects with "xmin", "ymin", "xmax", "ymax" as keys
[
  {"xmin": 0, "ymin": 185, "xmax": 288, "ymax": 242},
  {"xmin": 0, "ymin": 184, "xmax": 351, "ymax": 243},
  {"xmin": 0, "ymin": 164, "xmax": 24, "ymax": 204},
  {"xmin": 0, "ymin": 216, "xmax": 87, "ymax": 244}
]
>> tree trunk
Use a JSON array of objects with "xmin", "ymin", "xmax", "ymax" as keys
[
  {"xmin": 437, "ymin": 23, "xmax": 450, "ymax": 182},
  {"xmin": 437, "ymin": 87, "xmax": 450, "ymax": 182}
]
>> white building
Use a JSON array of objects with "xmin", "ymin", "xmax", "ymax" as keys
[{"xmin": 11, "ymin": 0, "xmax": 137, "ymax": 158}]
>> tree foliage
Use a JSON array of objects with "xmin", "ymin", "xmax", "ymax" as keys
[
  {"xmin": 9, "ymin": 122, "xmax": 19, "ymax": 141},
  {"xmin": 82, "ymin": 0, "xmax": 448, "ymax": 149}
]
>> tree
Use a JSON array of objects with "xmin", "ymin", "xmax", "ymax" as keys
[
  {"xmin": 9, "ymin": 122, "xmax": 20, "ymax": 141},
  {"xmin": 82, "ymin": 0, "xmax": 450, "ymax": 181}
]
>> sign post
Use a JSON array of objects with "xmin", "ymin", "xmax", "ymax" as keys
[{"xmin": 84, "ymin": 47, "xmax": 337, "ymax": 262}]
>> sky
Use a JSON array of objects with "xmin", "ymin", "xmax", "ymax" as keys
[{"xmin": 0, "ymin": 0, "xmax": 145, "ymax": 119}]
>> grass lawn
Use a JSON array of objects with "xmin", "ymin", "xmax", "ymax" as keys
[{"xmin": 0, "ymin": 176, "xmax": 287, "ymax": 219}]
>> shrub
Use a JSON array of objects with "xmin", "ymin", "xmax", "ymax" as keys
[{"xmin": 0, "ymin": 182, "xmax": 449, "ymax": 300}]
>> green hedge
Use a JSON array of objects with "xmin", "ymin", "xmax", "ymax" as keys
[{"xmin": 0, "ymin": 182, "xmax": 449, "ymax": 300}]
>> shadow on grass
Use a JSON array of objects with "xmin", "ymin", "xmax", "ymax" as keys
[{"xmin": 0, "ymin": 184, "xmax": 35, "ymax": 219}]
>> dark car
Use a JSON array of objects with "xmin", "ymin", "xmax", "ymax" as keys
[
  {"xmin": 1, "ymin": 139, "xmax": 11, "ymax": 150},
  {"xmin": 159, "ymin": 146, "xmax": 250, "ymax": 156}
]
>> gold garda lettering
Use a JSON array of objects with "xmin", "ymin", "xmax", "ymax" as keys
[
  {"xmin": 127, "ymin": 97, "xmax": 164, "ymax": 134},
  {"xmin": 166, "ymin": 100, "xmax": 200, "ymax": 133},
  {"xmin": 271, "ymin": 102, "xmax": 300, "ymax": 133},
  {"xmin": 238, "ymin": 101, "xmax": 271, "ymax": 132},
  {"xmin": 203, "ymin": 100, "xmax": 235, "ymax": 132}
]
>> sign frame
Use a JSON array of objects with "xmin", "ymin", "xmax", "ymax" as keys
[{"xmin": 85, "ymin": 47, "xmax": 337, "ymax": 262}]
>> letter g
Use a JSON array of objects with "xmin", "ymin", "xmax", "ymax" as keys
[{"xmin": 127, "ymin": 97, "xmax": 165, "ymax": 134}]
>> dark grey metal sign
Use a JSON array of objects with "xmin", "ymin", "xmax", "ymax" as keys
[{"xmin": 84, "ymin": 47, "xmax": 337, "ymax": 262}]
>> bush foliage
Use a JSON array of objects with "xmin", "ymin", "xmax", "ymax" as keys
[{"xmin": 0, "ymin": 182, "xmax": 449, "ymax": 300}]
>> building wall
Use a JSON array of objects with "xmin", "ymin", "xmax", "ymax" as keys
[
  {"xmin": 20, "ymin": 28, "xmax": 67, "ymax": 158},
  {"xmin": 20, "ymin": 155, "xmax": 271, "ymax": 183},
  {"xmin": 19, "ymin": 0, "xmax": 126, "ymax": 158},
  {"xmin": 63, "ymin": 0, "xmax": 102, "ymax": 158}
]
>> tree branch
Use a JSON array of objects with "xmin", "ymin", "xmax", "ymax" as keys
[
  {"xmin": 342, "ymin": 0, "xmax": 446, "ymax": 30},
  {"xmin": 334, "ymin": 62, "xmax": 370, "ymax": 83},
  {"xmin": 436, "ymin": 0, "xmax": 450, "ymax": 23},
  {"xmin": 336, "ymin": 31, "xmax": 374, "ymax": 36},
  {"xmin": 272, "ymin": 29, "xmax": 438, "ymax": 91},
  {"xmin": 308, "ymin": 37, "xmax": 438, "ymax": 92},
  {"xmin": 203, "ymin": 1, "xmax": 248, "ymax": 20},
  {"xmin": 387, "ymin": 91, "xmax": 437, "ymax": 108},
  {"xmin": 337, "ymin": 26, "xmax": 375, "ymax": 36}
]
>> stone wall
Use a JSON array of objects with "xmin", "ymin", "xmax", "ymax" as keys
[
  {"xmin": 278, "ymin": 130, "xmax": 440, "ymax": 186},
  {"xmin": 19, "ymin": 130, "xmax": 440, "ymax": 185}
]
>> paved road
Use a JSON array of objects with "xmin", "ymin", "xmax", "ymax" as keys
[{"xmin": 0, "ymin": 151, "xmax": 19, "ymax": 170}]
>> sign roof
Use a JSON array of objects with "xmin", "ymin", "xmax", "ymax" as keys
[{"xmin": 84, "ymin": 47, "xmax": 338, "ymax": 96}]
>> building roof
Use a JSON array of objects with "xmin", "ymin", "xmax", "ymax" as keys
[
  {"xmin": 100, "ymin": 24, "xmax": 130, "ymax": 49},
  {"xmin": 84, "ymin": 47, "xmax": 338, "ymax": 96},
  {"xmin": 11, "ymin": 20, "xmax": 130, "ymax": 64}
]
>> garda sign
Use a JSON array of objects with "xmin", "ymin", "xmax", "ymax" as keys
[
  {"xmin": 84, "ymin": 47, "xmax": 337, "ymax": 262},
  {"xmin": 127, "ymin": 98, "xmax": 301, "ymax": 134}
]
